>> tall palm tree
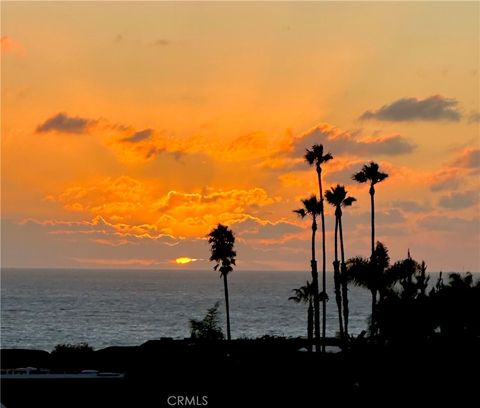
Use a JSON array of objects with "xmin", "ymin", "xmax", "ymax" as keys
[
  {"xmin": 305, "ymin": 144, "xmax": 333, "ymax": 352},
  {"xmin": 352, "ymin": 161, "xmax": 388, "ymax": 259},
  {"xmin": 289, "ymin": 281, "xmax": 314, "ymax": 350},
  {"xmin": 294, "ymin": 195, "xmax": 323, "ymax": 352},
  {"xmin": 208, "ymin": 224, "xmax": 236, "ymax": 341},
  {"xmin": 325, "ymin": 185, "xmax": 356, "ymax": 338}
]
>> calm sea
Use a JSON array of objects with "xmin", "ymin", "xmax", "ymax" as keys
[{"xmin": 1, "ymin": 268, "xmax": 381, "ymax": 351}]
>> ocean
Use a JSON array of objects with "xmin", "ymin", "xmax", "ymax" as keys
[{"xmin": 1, "ymin": 268, "xmax": 376, "ymax": 351}]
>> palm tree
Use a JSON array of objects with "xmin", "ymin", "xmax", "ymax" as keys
[
  {"xmin": 325, "ymin": 185, "xmax": 356, "ymax": 338},
  {"xmin": 348, "ymin": 242, "xmax": 390, "ymax": 335},
  {"xmin": 305, "ymin": 144, "xmax": 333, "ymax": 352},
  {"xmin": 208, "ymin": 224, "xmax": 236, "ymax": 341},
  {"xmin": 352, "ymin": 161, "xmax": 388, "ymax": 259},
  {"xmin": 289, "ymin": 281, "xmax": 314, "ymax": 350},
  {"xmin": 294, "ymin": 195, "xmax": 323, "ymax": 352}
]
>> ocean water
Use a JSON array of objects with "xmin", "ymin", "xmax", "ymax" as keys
[{"xmin": 1, "ymin": 268, "xmax": 372, "ymax": 351}]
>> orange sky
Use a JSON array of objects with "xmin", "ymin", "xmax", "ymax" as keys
[{"xmin": 2, "ymin": 2, "xmax": 479, "ymax": 271}]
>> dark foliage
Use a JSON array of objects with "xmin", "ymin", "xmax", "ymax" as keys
[{"xmin": 190, "ymin": 302, "xmax": 225, "ymax": 341}]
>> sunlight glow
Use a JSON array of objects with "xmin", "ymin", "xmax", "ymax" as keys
[{"xmin": 175, "ymin": 257, "xmax": 197, "ymax": 265}]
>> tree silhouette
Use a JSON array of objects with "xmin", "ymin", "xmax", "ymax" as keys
[
  {"xmin": 208, "ymin": 224, "xmax": 236, "ymax": 341},
  {"xmin": 305, "ymin": 144, "xmax": 333, "ymax": 352},
  {"xmin": 325, "ymin": 184, "xmax": 356, "ymax": 338},
  {"xmin": 294, "ymin": 195, "xmax": 323, "ymax": 352},
  {"xmin": 190, "ymin": 301, "xmax": 224, "ymax": 340},
  {"xmin": 347, "ymin": 242, "xmax": 390, "ymax": 334},
  {"xmin": 352, "ymin": 162, "xmax": 388, "ymax": 259},
  {"xmin": 289, "ymin": 281, "xmax": 314, "ymax": 350}
]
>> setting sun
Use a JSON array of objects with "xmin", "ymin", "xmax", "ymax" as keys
[{"xmin": 175, "ymin": 257, "xmax": 197, "ymax": 265}]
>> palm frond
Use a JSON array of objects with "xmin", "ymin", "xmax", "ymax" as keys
[
  {"xmin": 342, "ymin": 196, "xmax": 356, "ymax": 207},
  {"xmin": 321, "ymin": 152, "xmax": 333, "ymax": 164},
  {"xmin": 293, "ymin": 208, "xmax": 307, "ymax": 218},
  {"xmin": 352, "ymin": 171, "xmax": 368, "ymax": 183}
]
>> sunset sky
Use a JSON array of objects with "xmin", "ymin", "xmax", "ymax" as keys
[{"xmin": 2, "ymin": 2, "xmax": 479, "ymax": 272}]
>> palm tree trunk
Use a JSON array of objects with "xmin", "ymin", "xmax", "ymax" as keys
[
  {"xmin": 223, "ymin": 273, "xmax": 231, "ymax": 341},
  {"xmin": 317, "ymin": 168, "xmax": 327, "ymax": 353},
  {"xmin": 333, "ymin": 216, "xmax": 344, "ymax": 338},
  {"xmin": 311, "ymin": 220, "xmax": 321, "ymax": 353},
  {"xmin": 307, "ymin": 301, "xmax": 313, "ymax": 352},
  {"xmin": 338, "ymin": 215, "xmax": 349, "ymax": 338},
  {"xmin": 370, "ymin": 288, "xmax": 377, "ymax": 336},
  {"xmin": 369, "ymin": 185, "xmax": 375, "ymax": 259},
  {"xmin": 369, "ymin": 185, "xmax": 376, "ymax": 336}
]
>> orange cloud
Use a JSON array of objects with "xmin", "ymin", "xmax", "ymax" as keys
[
  {"xmin": 1, "ymin": 36, "xmax": 25, "ymax": 56},
  {"xmin": 48, "ymin": 177, "xmax": 279, "ymax": 238},
  {"xmin": 72, "ymin": 257, "xmax": 163, "ymax": 266}
]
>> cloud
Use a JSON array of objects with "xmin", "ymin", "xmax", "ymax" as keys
[
  {"xmin": 438, "ymin": 190, "xmax": 478, "ymax": 210},
  {"xmin": 325, "ymin": 161, "xmax": 364, "ymax": 185},
  {"xmin": 360, "ymin": 95, "xmax": 461, "ymax": 122},
  {"xmin": 417, "ymin": 215, "xmax": 479, "ymax": 234},
  {"xmin": 451, "ymin": 148, "xmax": 480, "ymax": 169},
  {"xmin": 293, "ymin": 124, "xmax": 416, "ymax": 159},
  {"xmin": 233, "ymin": 216, "xmax": 302, "ymax": 244},
  {"xmin": 1, "ymin": 35, "xmax": 25, "ymax": 56},
  {"xmin": 121, "ymin": 129, "xmax": 154, "ymax": 143},
  {"xmin": 467, "ymin": 111, "xmax": 480, "ymax": 123},
  {"xmin": 49, "ymin": 176, "xmax": 280, "ymax": 238},
  {"xmin": 1, "ymin": 217, "xmax": 194, "ymax": 268},
  {"xmin": 389, "ymin": 200, "xmax": 430, "ymax": 213},
  {"xmin": 153, "ymin": 39, "xmax": 170, "ymax": 46},
  {"xmin": 429, "ymin": 168, "xmax": 462, "ymax": 192},
  {"xmin": 72, "ymin": 257, "xmax": 163, "ymax": 267},
  {"xmin": 36, "ymin": 113, "xmax": 95, "ymax": 134}
]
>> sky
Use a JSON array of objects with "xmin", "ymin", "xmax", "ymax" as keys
[{"xmin": 1, "ymin": 2, "xmax": 479, "ymax": 272}]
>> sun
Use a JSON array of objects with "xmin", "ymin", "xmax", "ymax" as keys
[{"xmin": 175, "ymin": 257, "xmax": 197, "ymax": 265}]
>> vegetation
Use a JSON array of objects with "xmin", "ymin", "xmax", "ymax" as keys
[
  {"xmin": 190, "ymin": 302, "xmax": 225, "ymax": 340},
  {"xmin": 325, "ymin": 184, "xmax": 356, "ymax": 339},
  {"xmin": 52, "ymin": 342, "xmax": 94, "ymax": 354},
  {"xmin": 352, "ymin": 161, "xmax": 388, "ymax": 259},
  {"xmin": 293, "ymin": 195, "xmax": 324, "ymax": 351},
  {"xmin": 208, "ymin": 224, "xmax": 236, "ymax": 341},
  {"xmin": 289, "ymin": 281, "xmax": 314, "ymax": 350},
  {"xmin": 305, "ymin": 144, "xmax": 333, "ymax": 352}
]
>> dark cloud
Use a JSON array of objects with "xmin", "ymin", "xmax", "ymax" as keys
[
  {"xmin": 467, "ymin": 111, "xmax": 480, "ymax": 123},
  {"xmin": 153, "ymin": 39, "xmax": 170, "ymax": 46},
  {"xmin": 360, "ymin": 95, "xmax": 461, "ymax": 122},
  {"xmin": 294, "ymin": 126, "xmax": 416, "ymax": 158},
  {"xmin": 325, "ymin": 163, "xmax": 363, "ymax": 185},
  {"xmin": 417, "ymin": 215, "xmax": 479, "ymax": 234},
  {"xmin": 438, "ymin": 190, "xmax": 478, "ymax": 210},
  {"xmin": 430, "ymin": 173, "xmax": 461, "ymax": 192},
  {"xmin": 452, "ymin": 149, "xmax": 480, "ymax": 169},
  {"xmin": 343, "ymin": 209, "xmax": 406, "ymax": 230},
  {"xmin": 36, "ymin": 113, "xmax": 94, "ymax": 134},
  {"xmin": 389, "ymin": 200, "xmax": 430, "ymax": 213},
  {"xmin": 121, "ymin": 129, "xmax": 154, "ymax": 143}
]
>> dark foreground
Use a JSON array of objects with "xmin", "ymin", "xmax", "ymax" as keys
[{"xmin": 1, "ymin": 336, "xmax": 479, "ymax": 408}]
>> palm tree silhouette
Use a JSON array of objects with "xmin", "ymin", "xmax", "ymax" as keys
[
  {"xmin": 325, "ymin": 184, "xmax": 356, "ymax": 338},
  {"xmin": 348, "ymin": 242, "xmax": 390, "ymax": 334},
  {"xmin": 289, "ymin": 281, "xmax": 314, "ymax": 350},
  {"xmin": 294, "ymin": 195, "xmax": 323, "ymax": 352},
  {"xmin": 352, "ymin": 162, "xmax": 388, "ymax": 259},
  {"xmin": 305, "ymin": 144, "xmax": 333, "ymax": 352},
  {"xmin": 208, "ymin": 224, "xmax": 236, "ymax": 341}
]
